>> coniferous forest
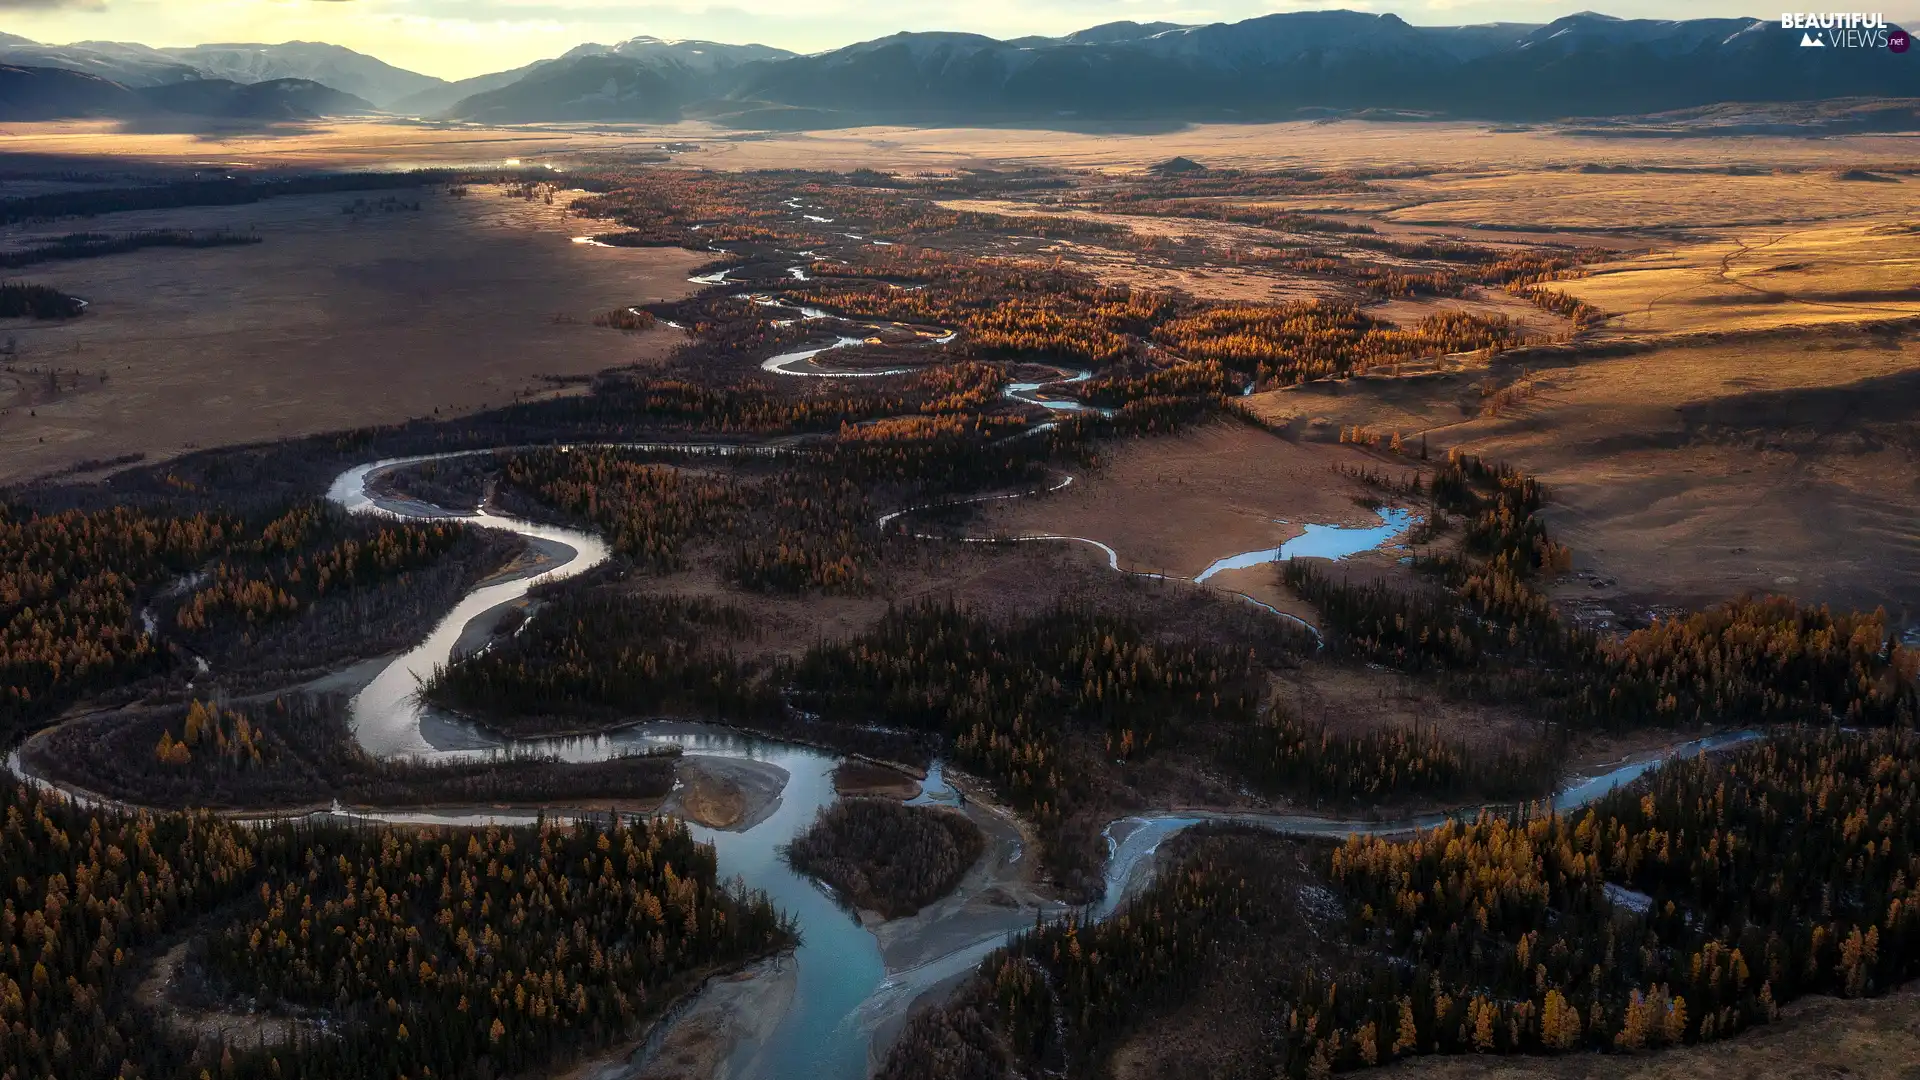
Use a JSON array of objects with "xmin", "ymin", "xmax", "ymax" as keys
[
  {"xmin": 877, "ymin": 727, "xmax": 1920, "ymax": 1078},
  {"xmin": 785, "ymin": 799, "xmax": 986, "ymax": 918},
  {"xmin": 0, "ymin": 772, "xmax": 791, "ymax": 1080}
]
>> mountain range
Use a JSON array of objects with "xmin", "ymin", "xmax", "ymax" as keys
[
  {"xmin": 2, "ymin": 12, "xmax": 1915, "ymax": 127},
  {"xmin": 0, "ymin": 64, "xmax": 374, "ymax": 122}
]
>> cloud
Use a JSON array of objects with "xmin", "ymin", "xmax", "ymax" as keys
[{"xmin": 0, "ymin": 0, "xmax": 107, "ymax": 9}]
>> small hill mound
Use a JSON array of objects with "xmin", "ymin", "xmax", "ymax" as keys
[
  {"xmin": 1149, "ymin": 156, "xmax": 1207, "ymax": 175},
  {"xmin": 138, "ymin": 77, "xmax": 378, "ymax": 120},
  {"xmin": 0, "ymin": 63, "xmax": 137, "ymax": 120}
]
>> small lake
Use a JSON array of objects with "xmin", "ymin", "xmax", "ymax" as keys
[{"xmin": 1194, "ymin": 507, "xmax": 1417, "ymax": 583}]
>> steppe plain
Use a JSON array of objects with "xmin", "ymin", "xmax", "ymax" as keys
[{"xmin": 4, "ymin": 112, "xmax": 1919, "ymax": 1076}]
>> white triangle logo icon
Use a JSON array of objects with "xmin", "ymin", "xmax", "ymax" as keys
[{"xmin": 1800, "ymin": 31, "xmax": 1825, "ymax": 46}]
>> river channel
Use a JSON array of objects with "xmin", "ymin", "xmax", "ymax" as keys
[
  {"xmin": 0, "ymin": 201, "xmax": 1784, "ymax": 1080},
  {"xmin": 308, "ymin": 451, "xmax": 1764, "ymax": 1078}
]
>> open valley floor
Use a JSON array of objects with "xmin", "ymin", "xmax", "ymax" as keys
[{"xmin": 3, "ymin": 104, "xmax": 1919, "ymax": 1080}]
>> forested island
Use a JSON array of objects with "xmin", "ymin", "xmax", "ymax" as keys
[{"xmin": 786, "ymin": 798, "xmax": 986, "ymax": 918}]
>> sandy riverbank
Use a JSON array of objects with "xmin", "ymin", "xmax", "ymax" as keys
[
  {"xmin": 833, "ymin": 759, "xmax": 923, "ymax": 799},
  {"xmin": 666, "ymin": 756, "xmax": 790, "ymax": 832}
]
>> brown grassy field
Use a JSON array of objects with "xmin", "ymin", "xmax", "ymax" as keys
[
  {"xmin": 0, "ymin": 184, "xmax": 703, "ymax": 482},
  {"xmin": 1562, "ymin": 220, "xmax": 1920, "ymax": 335},
  {"xmin": 5, "ymin": 116, "xmax": 1915, "ymax": 617},
  {"xmin": 1244, "ymin": 326, "xmax": 1920, "ymax": 617},
  {"xmin": 929, "ymin": 198, "xmax": 1565, "ymax": 315},
  {"xmin": 981, "ymin": 420, "xmax": 1390, "ymax": 580},
  {"xmin": 1375, "ymin": 168, "xmax": 1917, "ymax": 231},
  {"xmin": 606, "ymin": 526, "xmax": 1292, "ymax": 669},
  {"xmin": 1112, "ymin": 961, "xmax": 1920, "ymax": 1080},
  {"xmin": 5, "ymin": 117, "xmax": 1918, "ymax": 175}
]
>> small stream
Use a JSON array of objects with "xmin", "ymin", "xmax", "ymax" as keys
[
  {"xmin": 761, "ymin": 337, "xmax": 911, "ymax": 378},
  {"xmin": 1096, "ymin": 729, "xmax": 1764, "ymax": 919},
  {"xmin": 1002, "ymin": 367, "xmax": 1114, "ymax": 416}
]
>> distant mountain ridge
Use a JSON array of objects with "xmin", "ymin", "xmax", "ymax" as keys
[
  {"xmin": 437, "ymin": 11, "xmax": 1919, "ymax": 126},
  {"xmin": 559, "ymin": 35, "xmax": 796, "ymax": 71},
  {"xmin": 0, "ymin": 38, "xmax": 203, "ymax": 89},
  {"xmin": 448, "ymin": 54, "xmax": 685, "ymax": 124},
  {"xmin": 436, "ymin": 35, "xmax": 796, "ymax": 122},
  {"xmin": 0, "ymin": 64, "xmax": 375, "ymax": 121},
  {"xmin": 159, "ymin": 42, "xmax": 441, "ymax": 106},
  {"xmin": 3, "ymin": 11, "xmax": 1917, "ymax": 128},
  {"xmin": 0, "ymin": 36, "xmax": 441, "ymax": 106}
]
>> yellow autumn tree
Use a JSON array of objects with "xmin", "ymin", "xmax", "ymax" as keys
[
  {"xmin": 1540, "ymin": 988, "xmax": 1581, "ymax": 1050},
  {"xmin": 1391, "ymin": 996, "xmax": 1420, "ymax": 1056}
]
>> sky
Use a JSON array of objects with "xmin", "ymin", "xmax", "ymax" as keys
[{"xmin": 2, "ymin": 0, "xmax": 1915, "ymax": 80}]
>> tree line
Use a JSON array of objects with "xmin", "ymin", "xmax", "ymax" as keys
[
  {"xmin": 0, "ymin": 505, "xmax": 232, "ymax": 744},
  {"xmin": 422, "ymin": 587, "xmax": 777, "ymax": 738},
  {"xmin": 0, "ymin": 496, "xmax": 521, "ymax": 743},
  {"xmin": 29, "ymin": 693, "xmax": 681, "ymax": 812},
  {"xmin": 0, "ymin": 230, "xmax": 261, "ymax": 269},
  {"xmin": 0, "ymin": 769, "xmax": 790, "ymax": 1080},
  {"xmin": 0, "ymin": 283, "xmax": 84, "ymax": 319},
  {"xmin": 425, "ymin": 584, "xmax": 1318, "ymax": 902},
  {"xmin": 786, "ymin": 599, "xmax": 1297, "ymax": 900},
  {"xmin": 0, "ymin": 170, "xmax": 532, "ymax": 226}
]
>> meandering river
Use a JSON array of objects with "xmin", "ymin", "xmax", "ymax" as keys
[
  {"xmin": 0, "ymin": 203, "xmax": 1786, "ymax": 1080},
  {"xmin": 312, "ymin": 452, "xmax": 1760, "ymax": 1079},
  {"xmin": 0, "ymin": 443, "xmax": 1760, "ymax": 1079}
]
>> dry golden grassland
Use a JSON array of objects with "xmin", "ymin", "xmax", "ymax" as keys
[
  {"xmin": 1246, "ymin": 328, "xmax": 1920, "ymax": 616},
  {"xmin": 0, "ymin": 184, "xmax": 702, "ymax": 482},
  {"xmin": 6, "ymin": 117, "xmax": 1919, "ymax": 174},
  {"xmin": 1563, "ymin": 219, "xmax": 1920, "ymax": 335},
  {"xmin": 1374, "ymin": 168, "xmax": 1914, "ymax": 230},
  {"xmin": 5, "ymin": 116, "xmax": 1917, "ymax": 619}
]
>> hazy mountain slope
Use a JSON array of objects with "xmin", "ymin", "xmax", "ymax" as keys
[
  {"xmin": 569, "ymin": 35, "xmax": 796, "ymax": 70},
  {"xmin": 157, "ymin": 42, "xmax": 441, "ymax": 106},
  {"xmin": 138, "ymin": 77, "xmax": 378, "ymax": 120},
  {"xmin": 440, "ymin": 37, "xmax": 795, "ymax": 121},
  {"xmin": 0, "ymin": 64, "xmax": 375, "ymax": 121},
  {"xmin": 0, "ymin": 63, "xmax": 138, "ymax": 119},
  {"xmin": 1061, "ymin": 22, "xmax": 1190, "ymax": 44},
  {"xmin": 0, "ymin": 37, "xmax": 436, "ymax": 103},
  {"xmin": 389, "ymin": 63, "xmax": 547, "ymax": 117},
  {"xmin": 1442, "ymin": 14, "xmax": 1911, "ymax": 118},
  {"xmin": 0, "ymin": 41, "xmax": 203, "ymax": 87},
  {"xmin": 445, "ymin": 54, "xmax": 683, "ymax": 123}
]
